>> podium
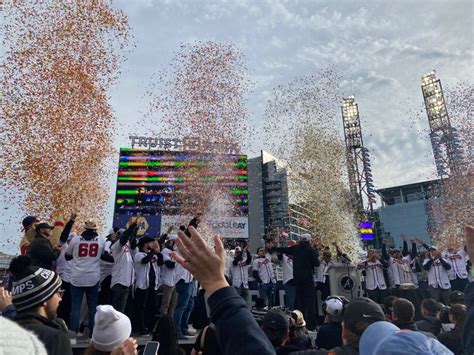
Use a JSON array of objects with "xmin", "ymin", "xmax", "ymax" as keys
[{"xmin": 328, "ymin": 263, "xmax": 362, "ymax": 299}]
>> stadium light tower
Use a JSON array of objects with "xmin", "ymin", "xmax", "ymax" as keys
[
  {"xmin": 341, "ymin": 96, "xmax": 376, "ymax": 214},
  {"xmin": 421, "ymin": 70, "xmax": 465, "ymax": 178}
]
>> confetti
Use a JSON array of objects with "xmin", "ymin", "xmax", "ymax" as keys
[{"xmin": 0, "ymin": 0, "xmax": 131, "ymax": 248}]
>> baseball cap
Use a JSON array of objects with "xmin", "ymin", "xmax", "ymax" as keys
[
  {"xmin": 137, "ymin": 235, "xmax": 155, "ymax": 248},
  {"xmin": 262, "ymin": 309, "xmax": 289, "ymax": 330},
  {"xmin": 22, "ymin": 216, "xmax": 39, "ymax": 229},
  {"xmin": 344, "ymin": 297, "xmax": 385, "ymax": 335},
  {"xmin": 360, "ymin": 321, "xmax": 453, "ymax": 355},
  {"xmin": 35, "ymin": 222, "xmax": 54, "ymax": 231},
  {"xmin": 325, "ymin": 297, "xmax": 345, "ymax": 322},
  {"xmin": 291, "ymin": 310, "xmax": 306, "ymax": 327},
  {"xmin": 449, "ymin": 291, "xmax": 465, "ymax": 305}
]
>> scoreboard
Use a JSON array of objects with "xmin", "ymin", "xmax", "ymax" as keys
[{"xmin": 113, "ymin": 148, "xmax": 249, "ymax": 238}]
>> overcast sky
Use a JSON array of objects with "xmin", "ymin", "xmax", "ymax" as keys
[{"xmin": 1, "ymin": 0, "xmax": 472, "ymax": 254}]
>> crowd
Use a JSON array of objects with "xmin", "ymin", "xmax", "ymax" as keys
[{"xmin": 0, "ymin": 212, "xmax": 472, "ymax": 355}]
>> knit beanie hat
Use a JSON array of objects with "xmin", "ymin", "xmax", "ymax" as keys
[
  {"xmin": 9, "ymin": 256, "xmax": 62, "ymax": 312},
  {"xmin": 92, "ymin": 305, "xmax": 131, "ymax": 351}
]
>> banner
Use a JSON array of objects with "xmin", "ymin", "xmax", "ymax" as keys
[
  {"xmin": 161, "ymin": 215, "xmax": 248, "ymax": 239},
  {"xmin": 113, "ymin": 214, "xmax": 161, "ymax": 237}
]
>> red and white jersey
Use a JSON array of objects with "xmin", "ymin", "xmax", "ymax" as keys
[
  {"xmin": 388, "ymin": 256, "xmax": 413, "ymax": 286},
  {"xmin": 423, "ymin": 258, "xmax": 451, "ymax": 289},
  {"xmin": 444, "ymin": 250, "xmax": 468, "ymax": 280},
  {"xmin": 362, "ymin": 260, "xmax": 387, "ymax": 291},
  {"xmin": 66, "ymin": 235, "xmax": 105, "ymax": 287},
  {"xmin": 110, "ymin": 241, "xmax": 135, "ymax": 288},
  {"xmin": 56, "ymin": 242, "xmax": 72, "ymax": 283},
  {"xmin": 231, "ymin": 260, "xmax": 250, "ymax": 288},
  {"xmin": 314, "ymin": 260, "xmax": 332, "ymax": 284},
  {"xmin": 252, "ymin": 254, "xmax": 276, "ymax": 284}
]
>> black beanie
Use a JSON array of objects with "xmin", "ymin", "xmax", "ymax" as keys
[{"xmin": 9, "ymin": 256, "xmax": 62, "ymax": 312}]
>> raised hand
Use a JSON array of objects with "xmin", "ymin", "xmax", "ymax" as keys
[
  {"xmin": 70, "ymin": 210, "xmax": 78, "ymax": 221},
  {"xmin": 110, "ymin": 337, "xmax": 138, "ymax": 355},
  {"xmin": 0, "ymin": 287, "xmax": 13, "ymax": 312},
  {"xmin": 171, "ymin": 226, "xmax": 228, "ymax": 296}
]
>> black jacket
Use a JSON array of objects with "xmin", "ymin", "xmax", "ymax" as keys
[
  {"xmin": 438, "ymin": 329, "xmax": 463, "ymax": 354},
  {"xmin": 208, "ymin": 286, "xmax": 275, "ymax": 354},
  {"xmin": 271, "ymin": 242, "xmax": 320, "ymax": 282},
  {"xmin": 415, "ymin": 315, "xmax": 442, "ymax": 336},
  {"xmin": 26, "ymin": 234, "xmax": 60, "ymax": 269},
  {"xmin": 15, "ymin": 313, "xmax": 72, "ymax": 355},
  {"xmin": 463, "ymin": 282, "xmax": 474, "ymax": 355}
]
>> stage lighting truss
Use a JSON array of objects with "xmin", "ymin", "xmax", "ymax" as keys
[
  {"xmin": 421, "ymin": 70, "xmax": 466, "ymax": 179},
  {"xmin": 341, "ymin": 96, "xmax": 375, "ymax": 214}
]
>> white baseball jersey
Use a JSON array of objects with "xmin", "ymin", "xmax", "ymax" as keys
[
  {"xmin": 423, "ymin": 258, "xmax": 451, "ymax": 289},
  {"xmin": 110, "ymin": 241, "xmax": 136, "ymax": 288},
  {"xmin": 231, "ymin": 258, "xmax": 250, "ymax": 288},
  {"xmin": 134, "ymin": 251, "xmax": 151, "ymax": 290},
  {"xmin": 314, "ymin": 260, "xmax": 332, "ymax": 284},
  {"xmin": 100, "ymin": 240, "xmax": 114, "ymax": 283},
  {"xmin": 66, "ymin": 235, "xmax": 106, "ymax": 287},
  {"xmin": 56, "ymin": 243, "xmax": 72, "ymax": 283},
  {"xmin": 252, "ymin": 255, "xmax": 276, "ymax": 284},
  {"xmin": 161, "ymin": 248, "xmax": 176, "ymax": 287},
  {"xmin": 362, "ymin": 260, "xmax": 387, "ymax": 291},
  {"xmin": 174, "ymin": 260, "xmax": 193, "ymax": 284},
  {"xmin": 281, "ymin": 255, "xmax": 294, "ymax": 285},
  {"xmin": 444, "ymin": 250, "xmax": 468, "ymax": 280},
  {"xmin": 388, "ymin": 256, "xmax": 413, "ymax": 286}
]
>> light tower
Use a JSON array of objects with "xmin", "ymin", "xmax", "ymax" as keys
[
  {"xmin": 341, "ymin": 96, "xmax": 376, "ymax": 214},
  {"xmin": 421, "ymin": 70, "xmax": 465, "ymax": 178}
]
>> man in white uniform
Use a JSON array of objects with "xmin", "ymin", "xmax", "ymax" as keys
[
  {"xmin": 422, "ymin": 246, "xmax": 452, "ymax": 305},
  {"xmin": 252, "ymin": 247, "xmax": 276, "ymax": 307},
  {"xmin": 444, "ymin": 246, "xmax": 469, "ymax": 292},
  {"xmin": 358, "ymin": 250, "xmax": 388, "ymax": 304},
  {"xmin": 230, "ymin": 243, "xmax": 252, "ymax": 305},
  {"xmin": 65, "ymin": 220, "xmax": 107, "ymax": 337},
  {"xmin": 160, "ymin": 236, "xmax": 178, "ymax": 316}
]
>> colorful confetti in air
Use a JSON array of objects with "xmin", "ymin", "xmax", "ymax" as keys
[{"xmin": 0, "ymin": 1, "xmax": 131, "ymax": 249}]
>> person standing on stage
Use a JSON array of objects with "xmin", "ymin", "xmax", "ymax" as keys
[
  {"xmin": 160, "ymin": 236, "xmax": 178, "ymax": 316},
  {"xmin": 382, "ymin": 235, "xmax": 417, "ymax": 288},
  {"xmin": 278, "ymin": 240, "xmax": 296, "ymax": 311},
  {"xmin": 422, "ymin": 245, "xmax": 452, "ymax": 304},
  {"xmin": 358, "ymin": 249, "xmax": 388, "ymax": 304},
  {"xmin": 444, "ymin": 246, "xmax": 469, "ymax": 292},
  {"xmin": 267, "ymin": 233, "xmax": 320, "ymax": 330},
  {"xmin": 230, "ymin": 243, "xmax": 252, "ymax": 304},
  {"xmin": 252, "ymin": 246, "xmax": 276, "ymax": 308}
]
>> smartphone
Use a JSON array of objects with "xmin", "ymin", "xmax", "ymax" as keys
[{"xmin": 143, "ymin": 341, "xmax": 160, "ymax": 355}]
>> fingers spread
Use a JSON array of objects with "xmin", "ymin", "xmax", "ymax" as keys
[
  {"xmin": 188, "ymin": 225, "xmax": 207, "ymax": 249},
  {"xmin": 213, "ymin": 235, "xmax": 225, "ymax": 258}
]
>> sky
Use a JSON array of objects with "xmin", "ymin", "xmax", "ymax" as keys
[{"xmin": 1, "ymin": 0, "xmax": 473, "ymax": 254}]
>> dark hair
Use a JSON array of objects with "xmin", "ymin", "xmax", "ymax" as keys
[
  {"xmin": 392, "ymin": 298, "xmax": 415, "ymax": 323},
  {"xmin": 383, "ymin": 296, "xmax": 398, "ymax": 316},
  {"xmin": 194, "ymin": 324, "xmax": 220, "ymax": 355},
  {"xmin": 421, "ymin": 298, "xmax": 441, "ymax": 316},
  {"xmin": 152, "ymin": 315, "xmax": 184, "ymax": 355},
  {"xmin": 449, "ymin": 304, "xmax": 467, "ymax": 336},
  {"xmin": 8, "ymin": 256, "xmax": 33, "ymax": 280}
]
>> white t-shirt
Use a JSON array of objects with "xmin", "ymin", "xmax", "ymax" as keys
[
  {"xmin": 161, "ymin": 248, "xmax": 176, "ymax": 287},
  {"xmin": 314, "ymin": 260, "xmax": 333, "ymax": 284},
  {"xmin": 100, "ymin": 240, "xmax": 114, "ymax": 283},
  {"xmin": 66, "ymin": 235, "xmax": 106, "ymax": 287},
  {"xmin": 423, "ymin": 258, "xmax": 451, "ymax": 289},
  {"xmin": 56, "ymin": 243, "xmax": 72, "ymax": 283},
  {"xmin": 252, "ymin": 255, "xmax": 276, "ymax": 284},
  {"xmin": 362, "ymin": 260, "xmax": 387, "ymax": 291},
  {"xmin": 134, "ymin": 251, "xmax": 151, "ymax": 290},
  {"xmin": 282, "ymin": 255, "xmax": 294, "ymax": 285},
  {"xmin": 444, "ymin": 250, "xmax": 468, "ymax": 280},
  {"xmin": 110, "ymin": 241, "xmax": 136, "ymax": 288}
]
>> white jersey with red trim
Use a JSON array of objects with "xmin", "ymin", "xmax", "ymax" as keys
[
  {"xmin": 231, "ymin": 259, "xmax": 250, "ymax": 288},
  {"xmin": 66, "ymin": 235, "xmax": 106, "ymax": 287},
  {"xmin": 444, "ymin": 250, "xmax": 468, "ymax": 280},
  {"xmin": 362, "ymin": 260, "xmax": 387, "ymax": 291},
  {"xmin": 388, "ymin": 256, "xmax": 413, "ymax": 286},
  {"xmin": 252, "ymin": 254, "xmax": 276, "ymax": 284},
  {"xmin": 423, "ymin": 258, "xmax": 451, "ymax": 289},
  {"xmin": 110, "ymin": 241, "xmax": 136, "ymax": 288}
]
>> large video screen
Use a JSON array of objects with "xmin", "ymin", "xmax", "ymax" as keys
[{"xmin": 113, "ymin": 148, "xmax": 249, "ymax": 238}]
